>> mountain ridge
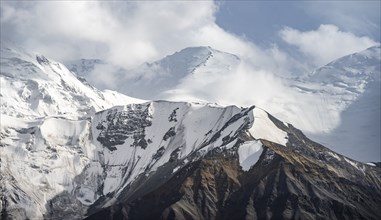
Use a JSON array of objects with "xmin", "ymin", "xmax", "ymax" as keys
[
  {"xmin": 1, "ymin": 44, "xmax": 380, "ymax": 219},
  {"xmin": 85, "ymin": 110, "xmax": 381, "ymax": 220},
  {"xmin": 67, "ymin": 45, "xmax": 381, "ymax": 162}
]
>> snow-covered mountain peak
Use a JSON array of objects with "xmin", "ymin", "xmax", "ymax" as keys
[
  {"xmin": 154, "ymin": 46, "xmax": 239, "ymax": 73},
  {"xmin": 308, "ymin": 45, "xmax": 381, "ymax": 84},
  {"xmin": 290, "ymin": 45, "xmax": 381, "ymax": 161},
  {"xmin": 161, "ymin": 46, "xmax": 240, "ymax": 74},
  {"xmin": 68, "ymin": 58, "xmax": 104, "ymax": 77},
  {"xmin": 0, "ymin": 44, "xmax": 143, "ymax": 119},
  {"xmin": 166, "ymin": 46, "xmax": 239, "ymax": 60},
  {"xmin": 67, "ymin": 46, "xmax": 241, "ymax": 100}
]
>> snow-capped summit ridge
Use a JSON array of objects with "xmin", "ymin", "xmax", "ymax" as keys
[
  {"xmin": 101, "ymin": 46, "xmax": 241, "ymax": 100},
  {"xmin": 0, "ymin": 44, "xmax": 143, "ymax": 119},
  {"xmin": 68, "ymin": 58, "xmax": 104, "ymax": 77},
  {"xmin": 167, "ymin": 46, "xmax": 240, "ymax": 64},
  {"xmin": 296, "ymin": 45, "xmax": 381, "ymax": 162},
  {"xmin": 308, "ymin": 45, "xmax": 381, "ymax": 83}
]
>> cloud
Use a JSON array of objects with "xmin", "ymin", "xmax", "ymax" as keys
[
  {"xmin": 2, "ymin": 1, "xmax": 377, "ymax": 75},
  {"xmin": 160, "ymin": 60, "xmax": 338, "ymax": 134},
  {"xmin": 0, "ymin": 1, "xmax": 253, "ymax": 69},
  {"xmin": 0, "ymin": 1, "xmax": 308, "ymax": 77},
  {"xmin": 173, "ymin": 61, "xmax": 289, "ymax": 107},
  {"xmin": 279, "ymin": 24, "xmax": 378, "ymax": 66},
  {"xmin": 0, "ymin": 1, "xmax": 201, "ymax": 66}
]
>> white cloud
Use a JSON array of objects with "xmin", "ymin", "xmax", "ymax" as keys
[
  {"xmin": 160, "ymin": 60, "xmax": 337, "ymax": 134},
  {"xmin": 279, "ymin": 24, "xmax": 378, "ymax": 66},
  {"xmin": 0, "ymin": 1, "xmax": 307, "ymax": 77},
  {"xmin": 3, "ymin": 1, "xmax": 376, "ymax": 76},
  {"xmin": 1, "ymin": 1, "xmax": 251, "ymax": 69}
]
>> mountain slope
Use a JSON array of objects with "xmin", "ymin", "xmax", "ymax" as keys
[
  {"xmin": 3, "ymin": 99, "xmax": 379, "ymax": 220},
  {"xmin": 308, "ymin": 45, "xmax": 380, "ymax": 84},
  {"xmin": 0, "ymin": 50, "xmax": 288, "ymax": 220},
  {"xmin": 1, "ymin": 45, "xmax": 380, "ymax": 220},
  {"xmin": 1, "ymin": 97, "xmax": 291, "ymax": 219},
  {"xmin": 296, "ymin": 45, "xmax": 381, "ymax": 162},
  {"xmin": 86, "ymin": 111, "xmax": 381, "ymax": 220},
  {"xmin": 0, "ymin": 45, "xmax": 142, "ymax": 119},
  {"xmin": 0, "ymin": 44, "xmax": 141, "ymax": 219}
]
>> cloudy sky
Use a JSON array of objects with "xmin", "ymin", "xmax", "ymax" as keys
[{"xmin": 1, "ymin": 0, "xmax": 379, "ymax": 73}]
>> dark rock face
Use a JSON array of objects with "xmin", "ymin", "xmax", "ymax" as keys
[
  {"xmin": 96, "ymin": 104, "xmax": 152, "ymax": 150},
  {"xmin": 223, "ymin": 143, "xmax": 381, "ymax": 220},
  {"xmin": 163, "ymin": 127, "xmax": 176, "ymax": 141},
  {"xmin": 44, "ymin": 191, "xmax": 88, "ymax": 220},
  {"xmin": 168, "ymin": 108, "xmax": 179, "ymax": 122},
  {"xmin": 204, "ymin": 106, "xmax": 254, "ymax": 147},
  {"xmin": 86, "ymin": 120, "xmax": 381, "ymax": 220},
  {"xmin": 36, "ymin": 55, "xmax": 50, "ymax": 65}
]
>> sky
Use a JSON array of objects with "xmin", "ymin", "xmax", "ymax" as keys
[
  {"xmin": 216, "ymin": 1, "xmax": 380, "ymax": 45},
  {"xmin": 1, "ymin": 0, "xmax": 379, "ymax": 73}
]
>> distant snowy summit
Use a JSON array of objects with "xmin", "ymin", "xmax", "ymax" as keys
[
  {"xmin": 68, "ymin": 45, "xmax": 380, "ymax": 106},
  {"xmin": 69, "ymin": 58, "xmax": 104, "ymax": 77},
  {"xmin": 302, "ymin": 45, "xmax": 380, "ymax": 162},
  {"xmin": 308, "ymin": 45, "xmax": 381, "ymax": 84},
  {"xmin": 68, "ymin": 46, "xmax": 240, "ymax": 99}
]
